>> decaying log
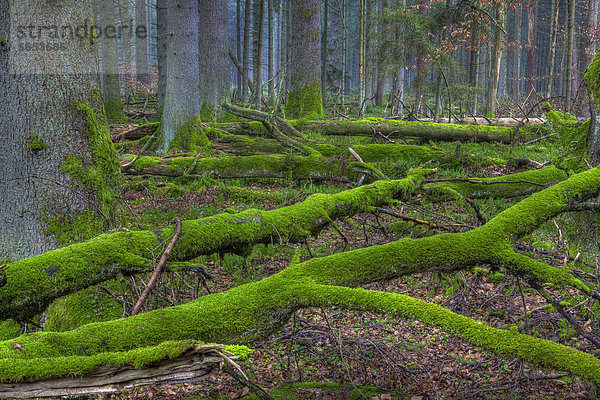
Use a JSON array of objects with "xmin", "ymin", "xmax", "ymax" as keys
[
  {"xmin": 0, "ymin": 342, "xmax": 226, "ymax": 399},
  {"xmin": 215, "ymin": 118, "xmax": 528, "ymax": 143}
]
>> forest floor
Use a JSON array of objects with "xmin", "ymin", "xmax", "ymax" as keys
[{"xmin": 83, "ymin": 102, "xmax": 599, "ymax": 399}]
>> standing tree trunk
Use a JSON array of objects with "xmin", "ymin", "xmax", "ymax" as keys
[
  {"xmin": 566, "ymin": 0, "xmax": 576, "ymax": 110},
  {"xmin": 285, "ymin": 0, "xmax": 324, "ymax": 118},
  {"xmin": 251, "ymin": 0, "xmax": 265, "ymax": 109},
  {"xmin": 469, "ymin": 23, "xmax": 480, "ymax": 114},
  {"xmin": 157, "ymin": 0, "xmax": 167, "ymax": 109},
  {"xmin": 526, "ymin": 5, "xmax": 535, "ymax": 96},
  {"xmin": 0, "ymin": 0, "xmax": 121, "ymax": 261},
  {"xmin": 268, "ymin": 0, "xmax": 275, "ymax": 105},
  {"xmin": 321, "ymin": 0, "xmax": 328, "ymax": 108},
  {"xmin": 341, "ymin": 0, "xmax": 347, "ymax": 108},
  {"xmin": 547, "ymin": 0, "xmax": 559, "ymax": 99},
  {"xmin": 512, "ymin": 5, "xmax": 522, "ymax": 102},
  {"xmin": 198, "ymin": 0, "xmax": 230, "ymax": 121},
  {"xmin": 358, "ymin": 0, "xmax": 366, "ymax": 115},
  {"xmin": 237, "ymin": 0, "xmax": 243, "ymax": 100},
  {"xmin": 242, "ymin": 0, "xmax": 252, "ymax": 103},
  {"xmin": 487, "ymin": 2, "xmax": 505, "ymax": 116},
  {"xmin": 118, "ymin": 0, "xmax": 134, "ymax": 94},
  {"xmin": 100, "ymin": 0, "xmax": 126, "ymax": 122},
  {"xmin": 136, "ymin": 0, "xmax": 150, "ymax": 85},
  {"xmin": 159, "ymin": 0, "xmax": 201, "ymax": 152}
]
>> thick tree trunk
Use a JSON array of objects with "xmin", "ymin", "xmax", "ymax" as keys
[
  {"xmin": 100, "ymin": 0, "xmax": 126, "ymax": 121},
  {"xmin": 285, "ymin": 0, "xmax": 323, "ymax": 118},
  {"xmin": 117, "ymin": 0, "xmax": 134, "ymax": 91},
  {"xmin": 198, "ymin": 0, "xmax": 230, "ymax": 120},
  {"xmin": 237, "ymin": 0, "xmax": 243, "ymax": 100},
  {"xmin": 0, "ymin": 0, "xmax": 121, "ymax": 261},
  {"xmin": 251, "ymin": 0, "xmax": 265, "ymax": 109},
  {"xmin": 268, "ymin": 0, "xmax": 275, "ymax": 105},
  {"xmin": 158, "ymin": 0, "xmax": 201, "ymax": 152},
  {"xmin": 135, "ymin": 0, "xmax": 150, "ymax": 85}
]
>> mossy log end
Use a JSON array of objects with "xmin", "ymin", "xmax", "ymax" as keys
[
  {"xmin": 1, "ymin": 168, "xmax": 600, "ymax": 384},
  {"xmin": 0, "ymin": 172, "xmax": 429, "ymax": 322},
  {"xmin": 0, "ymin": 341, "xmax": 227, "ymax": 398},
  {"xmin": 216, "ymin": 118, "xmax": 526, "ymax": 143}
]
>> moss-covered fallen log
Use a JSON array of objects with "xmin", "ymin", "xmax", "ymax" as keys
[
  {"xmin": 122, "ymin": 153, "xmax": 355, "ymax": 181},
  {"xmin": 425, "ymin": 165, "xmax": 568, "ymax": 198},
  {"xmin": 1, "ymin": 167, "xmax": 600, "ymax": 384},
  {"xmin": 0, "ymin": 172, "xmax": 429, "ymax": 321},
  {"xmin": 0, "ymin": 341, "xmax": 229, "ymax": 398},
  {"xmin": 216, "ymin": 118, "xmax": 524, "ymax": 143}
]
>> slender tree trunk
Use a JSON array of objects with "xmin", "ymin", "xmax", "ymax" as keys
[
  {"xmin": 469, "ymin": 23, "xmax": 480, "ymax": 114},
  {"xmin": 513, "ymin": 5, "xmax": 522, "ymax": 102},
  {"xmin": 159, "ymin": 0, "xmax": 201, "ymax": 152},
  {"xmin": 285, "ymin": 0, "xmax": 323, "ymax": 118},
  {"xmin": 100, "ymin": 0, "xmax": 125, "ymax": 121},
  {"xmin": 487, "ymin": 3, "xmax": 505, "ymax": 115},
  {"xmin": 198, "ymin": 0, "xmax": 230, "ymax": 120},
  {"xmin": 321, "ymin": 0, "xmax": 328, "ymax": 108},
  {"xmin": 375, "ymin": 0, "xmax": 388, "ymax": 106},
  {"xmin": 526, "ymin": 5, "xmax": 535, "ymax": 96},
  {"xmin": 341, "ymin": 0, "xmax": 347, "ymax": 108},
  {"xmin": 136, "ymin": 0, "xmax": 150, "ymax": 85},
  {"xmin": 358, "ymin": 0, "xmax": 366, "ymax": 115},
  {"xmin": 546, "ymin": 0, "xmax": 559, "ymax": 99},
  {"xmin": 117, "ymin": 0, "xmax": 134, "ymax": 90},
  {"xmin": 268, "ymin": 0, "xmax": 275, "ymax": 105},
  {"xmin": 0, "ymin": 0, "xmax": 121, "ymax": 260},
  {"xmin": 157, "ymin": 0, "xmax": 167, "ymax": 109},
  {"xmin": 237, "ymin": 0, "xmax": 243, "ymax": 100},
  {"xmin": 251, "ymin": 0, "xmax": 265, "ymax": 108},
  {"xmin": 566, "ymin": 0, "xmax": 576, "ymax": 109},
  {"xmin": 242, "ymin": 0, "xmax": 252, "ymax": 103}
]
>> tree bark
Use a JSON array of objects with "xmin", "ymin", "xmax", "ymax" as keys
[
  {"xmin": 242, "ymin": 0, "xmax": 252, "ymax": 103},
  {"xmin": 566, "ymin": 0, "xmax": 576, "ymax": 110},
  {"xmin": 0, "ymin": 0, "xmax": 121, "ymax": 261},
  {"xmin": 487, "ymin": 3, "xmax": 505, "ymax": 116},
  {"xmin": 198, "ymin": 0, "xmax": 230, "ymax": 120},
  {"xmin": 158, "ymin": 0, "xmax": 201, "ymax": 152},
  {"xmin": 546, "ymin": 0, "xmax": 559, "ymax": 99},
  {"xmin": 286, "ymin": 0, "xmax": 323, "ymax": 118},
  {"xmin": 512, "ymin": 5, "xmax": 522, "ymax": 102},
  {"xmin": 251, "ymin": 0, "xmax": 265, "ymax": 109},
  {"xmin": 135, "ymin": 0, "xmax": 150, "ymax": 85},
  {"xmin": 100, "ymin": 0, "xmax": 126, "ymax": 121},
  {"xmin": 156, "ymin": 0, "xmax": 168, "ymax": 109},
  {"xmin": 526, "ymin": 5, "xmax": 535, "ymax": 95}
]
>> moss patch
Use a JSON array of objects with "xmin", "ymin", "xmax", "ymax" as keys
[
  {"xmin": 168, "ymin": 116, "xmax": 211, "ymax": 153},
  {"xmin": 285, "ymin": 81, "xmax": 324, "ymax": 119}
]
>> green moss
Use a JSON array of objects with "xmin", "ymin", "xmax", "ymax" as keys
[
  {"xmin": 0, "ymin": 320, "xmax": 20, "ymax": 341},
  {"xmin": 133, "ymin": 156, "xmax": 161, "ymax": 172},
  {"xmin": 103, "ymin": 99, "xmax": 127, "ymax": 123},
  {"xmin": 26, "ymin": 134, "xmax": 48, "ymax": 151},
  {"xmin": 44, "ymin": 280, "xmax": 124, "ymax": 332},
  {"xmin": 61, "ymin": 98, "xmax": 122, "ymax": 221},
  {"xmin": 0, "ymin": 340, "xmax": 197, "ymax": 383},
  {"xmin": 585, "ymin": 52, "xmax": 600, "ymax": 110},
  {"xmin": 285, "ymin": 81, "xmax": 324, "ymax": 119},
  {"xmin": 0, "ymin": 36, "xmax": 7, "ymax": 48},
  {"xmin": 43, "ymin": 208, "xmax": 103, "ymax": 246},
  {"xmin": 545, "ymin": 105, "xmax": 589, "ymax": 171},
  {"xmin": 168, "ymin": 116, "xmax": 211, "ymax": 153}
]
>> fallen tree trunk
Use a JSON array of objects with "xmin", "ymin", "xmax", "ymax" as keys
[
  {"xmin": 0, "ymin": 342, "xmax": 230, "ymax": 398},
  {"xmin": 0, "ymin": 172, "xmax": 429, "ymax": 321},
  {"xmin": 1, "ymin": 167, "xmax": 600, "ymax": 385},
  {"xmin": 216, "ymin": 118, "xmax": 526, "ymax": 143}
]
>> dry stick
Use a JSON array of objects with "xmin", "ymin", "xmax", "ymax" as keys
[{"xmin": 131, "ymin": 218, "xmax": 182, "ymax": 316}]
